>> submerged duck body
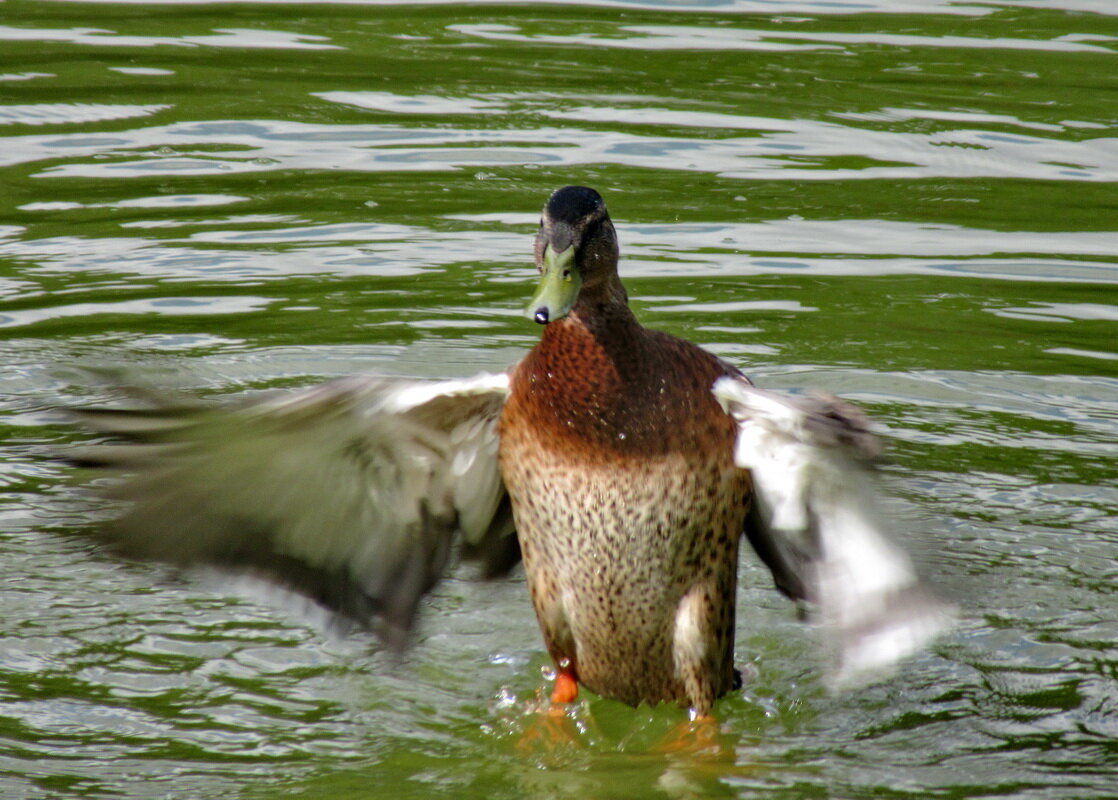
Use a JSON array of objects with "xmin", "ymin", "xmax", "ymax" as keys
[{"xmin": 70, "ymin": 186, "xmax": 953, "ymax": 719}]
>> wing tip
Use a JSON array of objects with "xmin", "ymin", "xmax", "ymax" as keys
[{"xmin": 823, "ymin": 583, "xmax": 958, "ymax": 691}]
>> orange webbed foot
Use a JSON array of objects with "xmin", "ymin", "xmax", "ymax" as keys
[
  {"xmin": 550, "ymin": 665, "xmax": 579, "ymax": 704},
  {"xmin": 653, "ymin": 713, "xmax": 730, "ymax": 759},
  {"xmin": 515, "ymin": 665, "xmax": 585, "ymax": 756},
  {"xmin": 516, "ymin": 708, "xmax": 581, "ymax": 756}
]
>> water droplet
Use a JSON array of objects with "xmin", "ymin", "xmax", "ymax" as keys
[{"xmin": 493, "ymin": 687, "xmax": 517, "ymax": 709}]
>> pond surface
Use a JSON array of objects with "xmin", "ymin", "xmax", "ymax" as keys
[{"xmin": 1, "ymin": 1, "xmax": 1117, "ymax": 797}]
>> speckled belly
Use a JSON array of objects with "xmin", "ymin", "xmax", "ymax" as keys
[{"xmin": 500, "ymin": 434, "xmax": 750, "ymax": 708}]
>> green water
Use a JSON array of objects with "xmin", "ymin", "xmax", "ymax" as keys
[{"xmin": 1, "ymin": 1, "xmax": 1116, "ymax": 797}]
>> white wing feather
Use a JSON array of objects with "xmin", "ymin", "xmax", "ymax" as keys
[{"xmin": 713, "ymin": 376, "xmax": 955, "ymax": 687}]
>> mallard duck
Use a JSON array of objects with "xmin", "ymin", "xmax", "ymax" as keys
[{"xmin": 71, "ymin": 186, "xmax": 952, "ymax": 717}]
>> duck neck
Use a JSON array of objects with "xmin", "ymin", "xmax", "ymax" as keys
[{"xmin": 568, "ymin": 273, "xmax": 631, "ymax": 329}]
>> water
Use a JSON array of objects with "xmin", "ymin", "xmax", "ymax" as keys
[{"xmin": 1, "ymin": 1, "xmax": 1116, "ymax": 797}]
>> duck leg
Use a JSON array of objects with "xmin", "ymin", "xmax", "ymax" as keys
[{"xmin": 672, "ymin": 582, "xmax": 732, "ymax": 719}]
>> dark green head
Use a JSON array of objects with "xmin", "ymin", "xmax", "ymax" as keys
[{"xmin": 527, "ymin": 186, "xmax": 620, "ymax": 325}]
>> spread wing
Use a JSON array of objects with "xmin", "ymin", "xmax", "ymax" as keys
[
  {"xmin": 713, "ymin": 376, "xmax": 955, "ymax": 687},
  {"xmin": 68, "ymin": 372, "xmax": 515, "ymax": 647}
]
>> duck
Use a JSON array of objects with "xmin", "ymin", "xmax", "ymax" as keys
[{"xmin": 71, "ymin": 186, "xmax": 952, "ymax": 718}]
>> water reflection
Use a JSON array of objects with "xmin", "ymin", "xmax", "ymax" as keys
[
  {"xmin": 451, "ymin": 21, "xmax": 1114, "ymax": 53},
  {"xmin": 3, "ymin": 110, "xmax": 1111, "ymax": 183},
  {"xmin": 4, "ymin": 216, "xmax": 1114, "ymax": 289},
  {"xmin": 0, "ymin": 296, "xmax": 275, "ymax": 328},
  {"xmin": 0, "ymin": 104, "xmax": 171, "ymax": 126},
  {"xmin": 0, "ymin": 24, "xmax": 340, "ymax": 50}
]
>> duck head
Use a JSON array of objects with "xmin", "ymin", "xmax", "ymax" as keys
[{"xmin": 527, "ymin": 186, "xmax": 621, "ymax": 325}]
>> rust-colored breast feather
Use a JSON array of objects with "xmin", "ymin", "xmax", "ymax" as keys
[{"xmin": 503, "ymin": 310, "xmax": 740, "ymax": 462}]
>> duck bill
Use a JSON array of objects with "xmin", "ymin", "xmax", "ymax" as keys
[{"xmin": 526, "ymin": 245, "xmax": 581, "ymax": 325}]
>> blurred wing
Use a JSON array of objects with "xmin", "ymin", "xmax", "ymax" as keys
[
  {"xmin": 713, "ymin": 376, "xmax": 955, "ymax": 687},
  {"xmin": 69, "ymin": 372, "xmax": 514, "ymax": 646}
]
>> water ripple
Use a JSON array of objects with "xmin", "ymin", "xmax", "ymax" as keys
[
  {"xmin": 0, "ymin": 104, "xmax": 171, "ymax": 126},
  {"xmin": 0, "ymin": 25, "xmax": 340, "ymax": 50},
  {"xmin": 5, "ymin": 111, "xmax": 1112, "ymax": 183},
  {"xmin": 451, "ymin": 21, "xmax": 1116, "ymax": 53}
]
